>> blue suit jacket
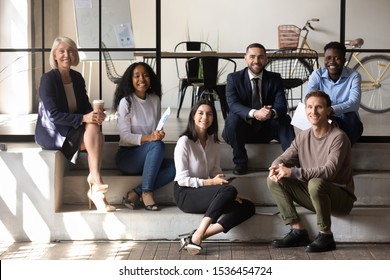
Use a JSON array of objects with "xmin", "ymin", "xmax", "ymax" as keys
[
  {"xmin": 35, "ymin": 69, "xmax": 93, "ymax": 150},
  {"xmin": 226, "ymin": 67, "xmax": 288, "ymax": 120}
]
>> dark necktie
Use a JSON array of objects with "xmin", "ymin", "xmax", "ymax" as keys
[{"xmin": 252, "ymin": 78, "xmax": 261, "ymax": 109}]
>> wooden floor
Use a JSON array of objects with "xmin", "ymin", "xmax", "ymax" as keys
[{"xmin": 1, "ymin": 241, "xmax": 390, "ymax": 260}]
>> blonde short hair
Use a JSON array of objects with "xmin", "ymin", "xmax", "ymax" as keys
[{"xmin": 49, "ymin": 36, "xmax": 80, "ymax": 69}]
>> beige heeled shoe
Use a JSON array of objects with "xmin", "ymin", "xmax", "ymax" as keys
[{"xmin": 87, "ymin": 174, "xmax": 116, "ymax": 212}]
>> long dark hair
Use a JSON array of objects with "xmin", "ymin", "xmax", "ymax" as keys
[
  {"xmin": 180, "ymin": 99, "xmax": 220, "ymax": 143},
  {"xmin": 112, "ymin": 62, "xmax": 161, "ymax": 112}
]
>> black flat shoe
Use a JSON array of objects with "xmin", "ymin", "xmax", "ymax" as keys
[
  {"xmin": 144, "ymin": 203, "xmax": 159, "ymax": 211},
  {"xmin": 272, "ymin": 229, "xmax": 311, "ymax": 248},
  {"xmin": 233, "ymin": 164, "xmax": 248, "ymax": 175},
  {"xmin": 122, "ymin": 190, "xmax": 139, "ymax": 209},
  {"xmin": 141, "ymin": 192, "xmax": 159, "ymax": 211}
]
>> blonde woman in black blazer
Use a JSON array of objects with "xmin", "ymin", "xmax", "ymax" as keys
[{"xmin": 35, "ymin": 36, "xmax": 115, "ymax": 212}]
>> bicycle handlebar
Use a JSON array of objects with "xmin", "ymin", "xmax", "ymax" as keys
[
  {"xmin": 304, "ymin": 18, "xmax": 319, "ymax": 30},
  {"xmin": 307, "ymin": 22, "xmax": 315, "ymax": 30}
]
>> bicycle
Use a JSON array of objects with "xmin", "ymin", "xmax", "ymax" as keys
[
  {"xmin": 279, "ymin": 19, "xmax": 390, "ymax": 113},
  {"xmin": 298, "ymin": 18, "xmax": 319, "ymax": 50},
  {"xmin": 274, "ymin": 19, "xmax": 320, "ymax": 112},
  {"xmin": 344, "ymin": 39, "xmax": 390, "ymax": 113},
  {"xmin": 278, "ymin": 18, "xmax": 320, "ymax": 66}
]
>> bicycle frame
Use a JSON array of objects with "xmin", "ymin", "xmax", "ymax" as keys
[
  {"xmin": 297, "ymin": 19, "xmax": 319, "ymax": 69},
  {"xmin": 298, "ymin": 27, "xmax": 311, "ymax": 50},
  {"xmin": 344, "ymin": 42, "xmax": 390, "ymax": 112},
  {"xmin": 347, "ymin": 50, "xmax": 390, "ymax": 90},
  {"xmin": 298, "ymin": 19, "xmax": 319, "ymax": 50}
]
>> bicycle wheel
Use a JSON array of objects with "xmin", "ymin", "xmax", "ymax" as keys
[{"xmin": 353, "ymin": 55, "xmax": 390, "ymax": 113}]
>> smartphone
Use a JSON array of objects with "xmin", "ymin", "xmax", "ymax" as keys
[{"xmin": 225, "ymin": 176, "xmax": 236, "ymax": 183}]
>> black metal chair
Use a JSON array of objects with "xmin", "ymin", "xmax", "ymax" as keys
[
  {"xmin": 186, "ymin": 56, "xmax": 237, "ymax": 119},
  {"xmin": 174, "ymin": 41, "xmax": 213, "ymax": 117},
  {"xmin": 101, "ymin": 41, "xmax": 122, "ymax": 84},
  {"xmin": 266, "ymin": 48, "xmax": 318, "ymax": 112}
]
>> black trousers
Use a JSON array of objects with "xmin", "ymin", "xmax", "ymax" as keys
[
  {"xmin": 222, "ymin": 113, "xmax": 295, "ymax": 165},
  {"xmin": 174, "ymin": 182, "xmax": 255, "ymax": 233}
]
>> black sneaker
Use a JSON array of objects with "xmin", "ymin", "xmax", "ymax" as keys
[
  {"xmin": 305, "ymin": 232, "xmax": 336, "ymax": 252},
  {"xmin": 272, "ymin": 229, "xmax": 311, "ymax": 248},
  {"xmin": 233, "ymin": 164, "xmax": 248, "ymax": 175}
]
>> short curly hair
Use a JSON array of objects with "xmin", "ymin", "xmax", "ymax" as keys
[{"xmin": 324, "ymin": 41, "xmax": 346, "ymax": 58}]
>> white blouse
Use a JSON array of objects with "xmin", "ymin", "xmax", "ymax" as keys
[
  {"xmin": 117, "ymin": 94, "xmax": 161, "ymax": 146},
  {"xmin": 174, "ymin": 135, "xmax": 222, "ymax": 188}
]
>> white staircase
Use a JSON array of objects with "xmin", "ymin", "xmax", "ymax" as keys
[{"xmin": 1, "ymin": 141, "xmax": 390, "ymax": 242}]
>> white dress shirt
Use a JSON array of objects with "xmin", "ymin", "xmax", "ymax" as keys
[
  {"xmin": 248, "ymin": 70, "xmax": 263, "ymax": 118},
  {"xmin": 174, "ymin": 134, "xmax": 222, "ymax": 188}
]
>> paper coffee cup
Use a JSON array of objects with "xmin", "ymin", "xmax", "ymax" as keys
[{"xmin": 93, "ymin": 100, "xmax": 104, "ymax": 112}]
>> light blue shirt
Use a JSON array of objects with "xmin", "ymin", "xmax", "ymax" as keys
[{"xmin": 303, "ymin": 67, "xmax": 361, "ymax": 116}]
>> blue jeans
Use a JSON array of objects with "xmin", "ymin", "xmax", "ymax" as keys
[{"xmin": 116, "ymin": 141, "xmax": 175, "ymax": 195}]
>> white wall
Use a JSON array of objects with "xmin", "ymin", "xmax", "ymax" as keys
[
  {"xmin": 74, "ymin": 0, "xmax": 390, "ymax": 107},
  {"xmin": 157, "ymin": 0, "xmax": 390, "ymax": 109},
  {"xmin": 157, "ymin": 0, "xmax": 341, "ymax": 108},
  {"xmin": 56, "ymin": 0, "xmax": 390, "ymax": 109}
]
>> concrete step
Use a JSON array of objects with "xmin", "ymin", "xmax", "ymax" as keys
[
  {"xmin": 48, "ymin": 205, "xmax": 390, "ymax": 243},
  {"xmin": 55, "ymin": 141, "xmax": 390, "ymax": 243},
  {"xmin": 68, "ymin": 141, "xmax": 283, "ymax": 170},
  {"xmin": 64, "ymin": 142, "xmax": 390, "ymax": 207},
  {"xmin": 68, "ymin": 142, "xmax": 390, "ymax": 171},
  {"xmin": 62, "ymin": 170, "xmax": 390, "ymax": 207},
  {"xmin": 2, "ymin": 142, "xmax": 390, "ymax": 242}
]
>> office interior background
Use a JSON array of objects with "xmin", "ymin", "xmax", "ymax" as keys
[
  {"xmin": 0, "ymin": 0, "xmax": 389, "ymax": 121},
  {"xmin": 1, "ymin": 1, "xmax": 390, "ymax": 257}
]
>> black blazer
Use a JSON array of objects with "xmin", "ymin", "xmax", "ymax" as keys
[
  {"xmin": 35, "ymin": 69, "xmax": 93, "ymax": 150},
  {"xmin": 225, "ymin": 67, "xmax": 288, "ymax": 120}
]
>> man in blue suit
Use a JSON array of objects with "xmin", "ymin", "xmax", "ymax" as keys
[{"xmin": 222, "ymin": 43, "xmax": 295, "ymax": 175}]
